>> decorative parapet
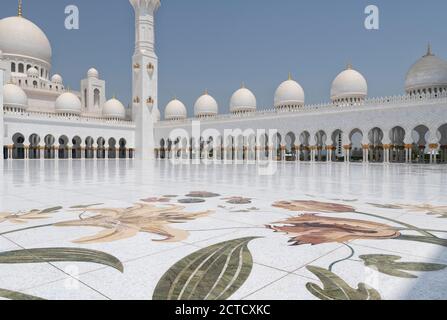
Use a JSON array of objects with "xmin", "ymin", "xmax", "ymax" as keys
[
  {"xmin": 156, "ymin": 92, "xmax": 447, "ymax": 126},
  {"xmin": 3, "ymin": 107, "xmax": 135, "ymax": 127}
]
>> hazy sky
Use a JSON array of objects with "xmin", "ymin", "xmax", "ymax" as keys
[{"xmin": 2, "ymin": 0, "xmax": 447, "ymax": 116}]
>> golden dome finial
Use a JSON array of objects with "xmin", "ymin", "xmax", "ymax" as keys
[
  {"xmin": 347, "ymin": 62, "xmax": 353, "ymax": 70},
  {"xmin": 112, "ymin": 93, "xmax": 117, "ymax": 99},
  {"xmin": 288, "ymin": 72, "xmax": 292, "ymax": 80},
  {"xmin": 18, "ymin": 0, "xmax": 23, "ymax": 17},
  {"xmin": 241, "ymin": 82, "xmax": 245, "ymax": 89},
  {"xmin": 204, "ymin": 88, "xmax": 208, "ymax": 95}
]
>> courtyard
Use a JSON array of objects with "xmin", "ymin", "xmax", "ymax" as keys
[{"xmin": 0, "ymin": 160, "xmax": 446, "ymax": 300}]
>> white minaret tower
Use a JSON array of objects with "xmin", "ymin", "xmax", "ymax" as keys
[{"xmin": 129, "ymin": 0, "xmax": 160, "ymax": 160}]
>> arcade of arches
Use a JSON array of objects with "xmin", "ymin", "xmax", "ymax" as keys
[
  {"xmin": 156, "ymin": 124, "xmax": 447, "ymax": 164},
  {"xmin": 4, "ymin": 133, "xmax": 134, "ymax": 160}
]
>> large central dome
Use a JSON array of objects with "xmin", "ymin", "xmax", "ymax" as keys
[
  {"xmin": 0, "ymin": 16, "xmax": 52, "ymax": 65},
  {"xmin": 405, "ymin": 46, "xmax": 447, "ymax": 95}
]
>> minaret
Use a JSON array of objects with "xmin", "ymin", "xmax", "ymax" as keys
[{"xmin": 129, "ymin": 0, "xmax": 160, "ymax": 160}]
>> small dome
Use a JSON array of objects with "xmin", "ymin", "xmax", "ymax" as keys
[
  {"xmin": 55, "ymin": 92, "xmax": 82, "ymax": 115},
  {"xmin": 27, "ymin": 67, "xmax": 39, "ymax": 78},
  {"xmin": 87, "ymin": 68, "xmax": 99, "ymax": 79},
  {"xmin": 274, "ymin": 74, "xmax": 305, "ymax": 108},
  {"xmin": 230, "ymin": 84, "xmax": 257, "ymax": 113},
  {"xmin": 165, "ymin": 98, "xmax": 187, "ymax": 120},
  {"xmin": 152, "ymin": 107, "xmax": 161, "ymax": 122},
  {"xmin": 405, "ymin": 45, "xmax": 447, "ymax": 95},
  {"xmin": 0, "ymin": 16, "xmax": 52, "ymax": 64},
  {"xmin": 331, "ymin": 65, "xmax": 368, "ymax": 103},
  {"xmin": 103, "ymin": 97, "xmax": 126, "ymax": 120},
  {"xmin": 51, "ymin": 74, "xmax": 63, "ymax": 84},
  {"xmin": 194, "ymin": 91, "xmax": 218, "ymax": 117},
  {"xmin": 3, "ymin": 83, "xmax": 28, "ymax": 110}
]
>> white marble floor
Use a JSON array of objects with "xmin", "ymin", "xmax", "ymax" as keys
[{"xmin": 0, "ymin": 160, "xmax": 446, "ymax": 300}]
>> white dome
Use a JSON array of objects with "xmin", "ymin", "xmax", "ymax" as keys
[
  {"xmin": 55, "ymin": 92, "xmax": 82, "ymax": 115},
  {"xmin": 165, "ymin": 99, "xmax": 187, "ymax": 120},
  {"xmin": 0, "ymin": 16, "xmax": 52, "ymax": 64},
  {"xmin": 274, "ymin": 76, "xmax": 305, "ymax": 108},
  {"xmin": 3, "ymin": 83, "xmax": 28, "ymax": 110},
  {"xmin": 27, "ymin": 67, "xmax": 39, "ymax": 77},
  {"xmin": 331, "ymin": 65, "xmax": 368, "ymax": 102},
  {"xmin": 230, "ymin": 85, "xmax": 257, "ymax": 113},
  {"xmin": 103, "ymin": 98, "xmax": 126, "ymax": 120},
  {"xmin": 51, "ymin": 74, "xmax": 63, "ymax": 84},
  {"xmin": 87, "ymin": 68, "xmax": 99, "ymax": 79},
  {"xmin": 194, "ymin": 91, "xmax": 218, "ymax": 117},
  {"xmin": 152, "ymin": 107, "xmax": 161, "ymax": 122},
  {"xmin": 405, "ymin": 46, "xmax": 447, "ymax": 94}
]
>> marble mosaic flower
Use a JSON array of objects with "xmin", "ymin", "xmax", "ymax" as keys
[
  {"xmin": 55, "ymin": 204, "xmax": 211, "ymax": 244},
  {"xmin": 0, "ymin": 207, "xmax": 62, "ymax": 224},
  {"xmin": 186, "ymin": 191, "xmax": 221, "ymax": 198},
  {"xmin": 141, "ymin": 197, "xmax": 171, "ymax": 203},
  {"xmin": 223, "ymin": 197, "xmax": 253, "ymax": 205},
  {"xmin": 272, "ymin": 200, "xmax": 355, "ymax": 213},
  {"xmin": 268, "ymin": 214, "xmax": 400, "ymax": 246}
]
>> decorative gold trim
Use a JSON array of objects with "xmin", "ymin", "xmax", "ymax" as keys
[
  {"xmin": 18, "ymin": 0, "xmax": 22, "ymax": 17},
  {"xmin": 429, "ymin": 143, "xmax": 439, "ymax": 149}
]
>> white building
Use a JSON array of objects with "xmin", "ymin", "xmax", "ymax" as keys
[
  {"xmin": 0, "ymin": 1, "xmax": 139, "ymax": 160},
  {"xmin": 1, "ymin": 1, "xmax": 447, "ymax": 164}
]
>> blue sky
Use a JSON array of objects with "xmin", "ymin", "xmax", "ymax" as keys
[{"xmin": 2, "ymin": 0, "xmax": 447, "ymax": 115}]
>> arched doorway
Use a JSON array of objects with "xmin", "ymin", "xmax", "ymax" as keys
[
  {"xmin": 389, "ymin": 127, "xmax": 406, "ymax": 163},
  {"xmin": 58, "ymin": 135, "xmax": 69, "ymax": 159},
  {"xmin": 349, "ymin": 129, "xmax": 363, "ymax": 162},
  {"xmin": 299, "ymin": 131, "xmax": 310, "ymax": 161},
  {"xmin": 331, "ymin": 130, "xmax": 344, "ymax": 162},
  {"xmin": 285, "ymin": 132, "xmax": 296, "ymax": 161},
  {"xmin": 97, "ymin": 137, "xmax": 106, "ymax": 159},
  {"xmin": 368, "ymin": 127, "xmax": 384, "ymax": 163},
  {"xmin": 44, "ymin": 135, "xmax": 55, "ymax": 159},
  {"xmin": 411, "ymin": 125, "xmax": 429, "ymax": 163},
  {"xmin": 72, "ymin": 136, "xmax": 82, "ymax": 159},
  {"xmin": 315, "ymin": 130, "xmax": 327, "ymax": 162},
  {"xmin": 119, "ymin": 138, "xmax": 127, "ymax": 159},
  {"xmin": 85, "ymin": 137, "xmax": 94, "ymax": 159},
  {"xmin": 108, "ymin": 138, "xmax": 117, "ymax": 159},
  {"xmin": 12, "ymin": 133, "xmax": 25, "ymax": 159},
  {"xmin": 29, "ymin": 134, "xmax": 41, "ymax": 159},
  {"xmin": 272, "ymin": 133, "xmax": 282, "ymax": 161}
]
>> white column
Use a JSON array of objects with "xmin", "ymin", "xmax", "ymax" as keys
[
  {"xmin": 0, "ymin": 68, "xmax": 4, "ymax": 161},
  {"xmin": 130, "ymin": 0, "xmax": 161, "ymax": 160}
]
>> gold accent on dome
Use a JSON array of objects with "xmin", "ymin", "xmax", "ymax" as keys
[
  {"xmin": 288, "ymin": 72, "xmax": 292, "ymax": 80},
  {"xmin": 18, "ymin": 0, "xmax": 23, "ymax": 17},
  {"xmin": 347, "ymin": 63, "xmax": 353, "ymax": 70}
]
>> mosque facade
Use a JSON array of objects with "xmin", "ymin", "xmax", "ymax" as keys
[{"xmin": 1, "ymin": 0, "xmax": 447, "ymax": 164}]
